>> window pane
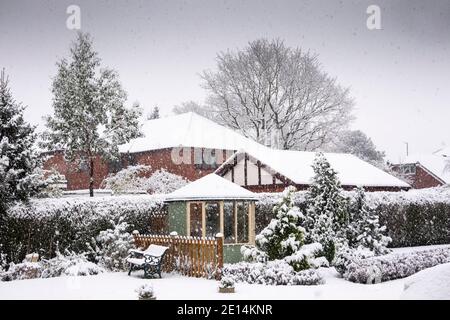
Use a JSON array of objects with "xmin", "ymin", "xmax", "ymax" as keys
[
  {"xmin": 237, "ymin": 201, "xmax": 249, "ymax": 243},
  {"xmin": 190, "ymin": 203, "xmax": 202, "ymax": 237},
  {"xmin": 205, "ymin": 202, "xmax": 220, "ymax": 238},
  {"xmin": 223, "ymin": 201, "xmax": 235, "ymax": 244}
]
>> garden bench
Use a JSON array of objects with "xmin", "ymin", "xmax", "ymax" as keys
[{"xmin": 126, "ymin": 244, "xmax": 169, "ymax": 278}]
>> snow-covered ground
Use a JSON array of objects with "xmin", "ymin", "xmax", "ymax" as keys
[
  {"xmin": 2, "ymin": 245, "xmax": 449, "ymax": 300},
  {"xmin": 0, "ymin": 266, "xmax": 444, "ymax": 300}
]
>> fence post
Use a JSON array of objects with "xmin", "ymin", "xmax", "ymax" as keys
[
  {"xmin": 132, "ymin": 230, "xmax": 140, "ymax": 247},
  {"xmin": 215, "ymin": 233, "xmax": 224, "ymax": 280}
]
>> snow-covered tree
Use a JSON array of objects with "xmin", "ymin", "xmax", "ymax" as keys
[
  {"xmin": 200, "ymin": 39, "xmax": 353, "ymax": 150},
  {"xmin": 36, "ymin": 168, "xmax": 66, "ymax": 198},
  {"xmin": 0, "ymin": 69, "xmax": 42, "ymax": 212},
  {"xmin": 41, "ymin": 32, "xmax": 143, "ymax": 197},
  {"xmin": 172, "ymin": 101, "xmax": 212, "ymax": 119},
  {"xmin": 350, "ymin": 187, "xmax": 391, "ymax": 255},
  {"xmin": 326, "ymin": 130, "xmax": 385, "ymax": 167},
  {"xmin": 305, "ymin": 153, "xmax": 348, "ymax": 262},
  {"xmin": 255, "ymin": 186, "xmax": 306, "ymax": 260},
  {"xmin": 147, "ymin": 106, "xmax": 160, "ymax": 120}
]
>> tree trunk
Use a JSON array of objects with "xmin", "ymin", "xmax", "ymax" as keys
[{"xmin": 89, "ymin": 157, "xmax": 94, "ymax": 197}]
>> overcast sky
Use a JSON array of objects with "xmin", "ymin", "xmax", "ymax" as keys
[{"xmin": 1, "ymin": 0, "xmax": 449, "ymax": 161}]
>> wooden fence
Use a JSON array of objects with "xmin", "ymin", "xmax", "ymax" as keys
[{"xmin": 132, "ymin": 232, "xmax": 223, "ymax": 279}]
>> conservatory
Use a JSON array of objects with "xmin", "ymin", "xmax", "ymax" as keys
[{"xmin": 165, "ymin": 173, "xmax": 258, "ymax": 263}]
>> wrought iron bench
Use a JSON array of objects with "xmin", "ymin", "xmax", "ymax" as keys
[{"xmin": 126, "ymin": 244, "xmax": 169, "ymax": 278}]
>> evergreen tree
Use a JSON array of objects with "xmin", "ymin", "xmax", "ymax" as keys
[
  {"xmin": 351, "ymin": 187, "xmax": 391, "ymax": 255},
  {"xmin": 255, "ymin": 186, "xmax": 305, "ymax": 260},
  {"xmin": 0, "ymin": 69, "xmax": 42, "ymax": 212},
  {"xmin": 41, "ymin": 32, "xmax": 143, "ymax": 197},
  {"xmin": 305, "ymin": 152, "xmax": 348, "ymax": 262},
  {"xmin": 147, "ymin": 106, "xmax": 160, "ymax": 120}
]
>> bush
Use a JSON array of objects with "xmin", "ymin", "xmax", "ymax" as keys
[
  {"xmin": 223, "ymin": 260, "xmax": 325, "ymax": 286},
  {"xmin": 136, "ymin": 283, "xmax": 156, "ymax": 300},
  {"xmin": 219, "ymin": 276, "xmax": 235, "ymax": 288},
  {"xmin": 343, "ymin": 247, "xmax": 450, "ymax": 284},
  {"xmin": 1, "ymin": 195, "xmax": 165, "ymax": 263},
  {"xmin": 87, "ymin": 219, "xmax": 134, "ymax": 271},
  {"xmin": 0, "ymin": 251, "xmax": 105, "ymax": 281}
]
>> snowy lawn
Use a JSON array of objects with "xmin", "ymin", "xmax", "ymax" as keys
[
  {"xmin": 2, "ymin": 245, "xmax": 450, "ymax": 300},
  {"xmin": 0, "ymin": 268, "xmax": 411, "ymax": 300}
]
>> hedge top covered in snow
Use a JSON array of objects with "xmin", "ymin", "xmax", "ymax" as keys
[
  {"xmin": 165, "ymin": 173, "xmax": 257, "ymax": 201},
  {"xmin": 118, "ymin": 112, "xmax": 263, "ymax": 154},
  {"xmin": 216, "ymin": 148, "xmax": 410, "ymax": 188}
]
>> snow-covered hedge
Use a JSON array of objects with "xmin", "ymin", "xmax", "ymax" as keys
[
  {"xmin": 1, "ymin": 195, "xmax": 165, "ymax": 263},
  {"xmin": 343, "ymin": 247, "xmax": 450, "ymax": 284},
  {"xmin": 255, "ymin": 187, "xmax": 450, "ymax": 248},
  {"xmin": 222, "ymin": 261, "xmax": 325, "ymax": 286}
]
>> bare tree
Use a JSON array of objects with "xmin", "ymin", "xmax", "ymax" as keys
[
  {"xmin": 201, "ymin": 39, "xmax": 354, "ymax": 150},
  {"xmin": 172, "ymin": 101, "xmax": 213, "ymax": 119}
]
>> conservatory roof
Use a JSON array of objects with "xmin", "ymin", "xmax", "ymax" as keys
[
  {"xmin": 165, "ymin": 173, "xmax": 258, "ymax": 201},
  {"xmin": 400, "ymin": 153, "xmax": 450, "ymax": 184},
  {"xmin": 216, "ymin": 148, "xmax": 411, "ymax": 188},
  {"xmin": 118, "ymin": 112, "xmax": 263, "ymax": 154}
]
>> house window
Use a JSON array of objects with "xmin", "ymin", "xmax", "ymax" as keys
[
  {"xmin": 205, "ymin": 202, "xmax": 220, "ymax": 238},
  {"xmin": 401, "ymin": 164, "xmax": 416, "ymax": 175}
]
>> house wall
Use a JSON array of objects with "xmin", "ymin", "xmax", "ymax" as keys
[
  {"xmin": 391, "ymin": 163, "xmax": 445, "ymax": 189},
  {"xmin": 42, "ymin": 147, "xmax": 231, "ymax": 190}
]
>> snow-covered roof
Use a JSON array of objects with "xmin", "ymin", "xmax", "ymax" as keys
[
  {"xmin": 217, "ymin": 148, "xmax": 411, "ymax": 188},
  {"xmin": 399, "ymin": 154, "xmax": 450, "ymax": 184},
  {"xmin": 165, "ymin": 173, "xmax": 258, "ymax": 201},
  {"xmin": 118, "ymin": 112, "xmax": 264, "ymax": 153}
]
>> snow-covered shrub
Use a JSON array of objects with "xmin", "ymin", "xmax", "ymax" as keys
[
  {"xmin": 284, "ymin": 243, "xmax": 328, "ymax": 271},
  {"xmin": 219, "ymin": 276, "xmax": 235, "ymax": 288},
  {"xmin": 240, "ymin": 245, "xmax": 268, "ymax": 263},
  {"xmin": 223, "ymin": 260, "xmax": 325, "ymax": 286},
  {"xmin": 87, "ymin": 219, "xmax": 134, "ymax": 271},
  {"xmin": 101, "ymin": 165, "xmax": 151, "ymax": 194},
  {"xmin": 3, "ymin": 195, "xmax": 165, "ymax": 263},
  {"xmin": 304, "ymin": 153, "xmax": 349, "ymax": 263},
  {"xmin": 36, "ymin": 168, "xmax": 66, "ymax": 198},
  {"xmin": 144, "ymin": 169, "xmax": 189, "ymax": 194},
  {"xmin": 102, "ymin": 166, "xmax": 188, "ymax": 194},
  {"xmin": 344, "ymin": 247, "xmax": 450, "ymax": 284},
  {"xmin": 255, "ymin": 186, "xmax": 305, "ymax": 261},
  {"xmin": 40, "ymin": 251, "xmax": 104, "ymax": 278},
  {"xmin": 136, "ymin": 283, "xmax": 156, "ymax": 300},
  {"xmin": 1, "ymin": 262, "xmax": 43, "ymax": 281},
  {"xmin": 333, "ymin": 246, "xmax": 374, "ymax": 276},
  {"xmin": 0, "ymin": 246, "xmax": 7, "ymax": 272}
]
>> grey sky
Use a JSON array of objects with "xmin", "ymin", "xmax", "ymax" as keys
[{"xmin": 1, "ymin": 0, "xmax": 449, "ymax": 161}]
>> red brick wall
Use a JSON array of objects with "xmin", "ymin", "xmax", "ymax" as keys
[
  {"xmin": 42, "ymin": 148, "xmax": 230, "ymax": 190},
  {"xmin": 412, "ymin": 165, "xmax": 445, "ymax": 189},
  {"xmin": 42, "ymin": 151, "xmax": 112, "ymax": 190}
]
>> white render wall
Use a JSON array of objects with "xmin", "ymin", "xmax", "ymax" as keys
[{"xmin": 222, "ymin": 157, "xmax": 282, "ymax": 186}]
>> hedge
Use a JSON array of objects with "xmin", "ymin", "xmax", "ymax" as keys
[
  {"xmin": 255, "ymin": 187, "xmax": 450, "ymax": 248},
  {"xmin": 0, "ymin": 195, "xmax": 166, "ymax": 263}
]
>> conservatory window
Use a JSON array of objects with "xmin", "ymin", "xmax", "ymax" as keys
[
  {"xmin": 205, "ymin": 202, "xmax": 220, "ymax": 237},
  {"xmin": 223, "ymin": 201, "xmax": 236, "ymax": 244},
  {"xmin": 236, "ymin": 201, "xmax": 249, "ymax": 243},
  {"xmin": 189, "ymin": 202, "xmax": 203, "ymax": 237}
]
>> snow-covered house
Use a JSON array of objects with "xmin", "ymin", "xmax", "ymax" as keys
[
  {"xmin": 165, "ymin": 173, "xmax": 258, "ymax": 263},
  {"xmin": 391, "ymin": 150, "xmax": 450, "ymax": 189},
  {"xmin": 43, "ymin": 112, "xmax": 263, "ymax": 190},
  {"xmin": 215, "ymin": 149, "xmax": 411, "ymax": 192}
]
